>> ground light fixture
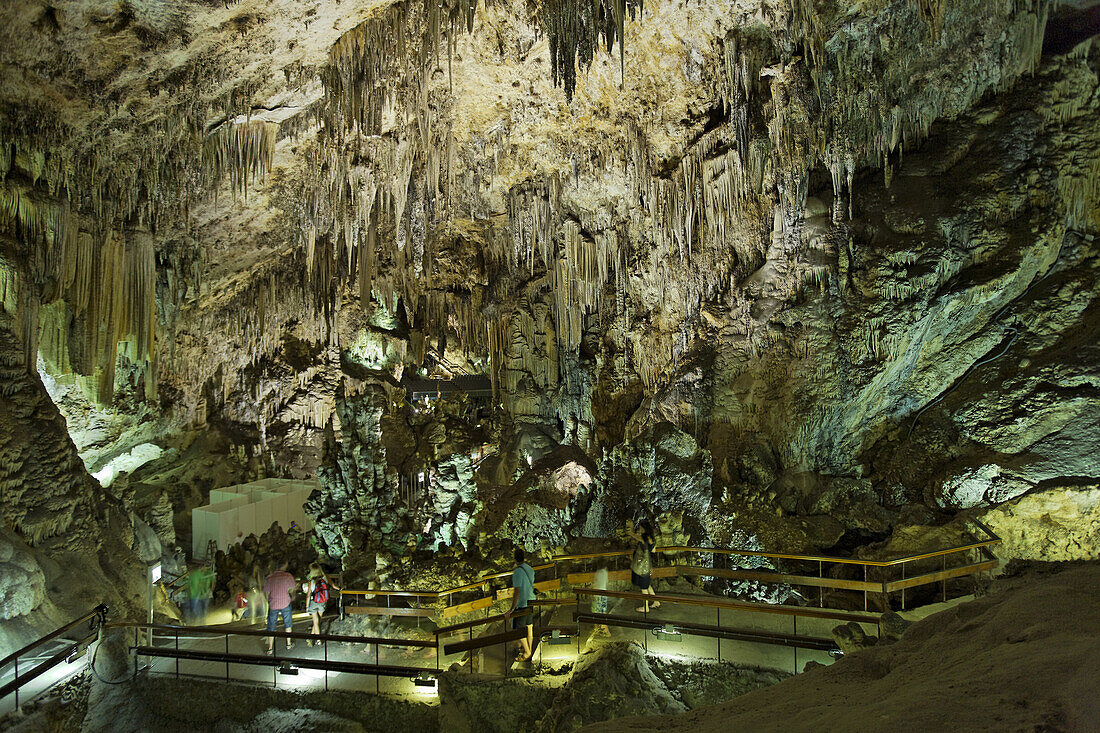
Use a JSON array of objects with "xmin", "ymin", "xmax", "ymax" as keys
[
  {"xmin": 412, "ymin": 677, "xmax": 439, "ymax": 696},
  {"xmin": 652, "ymin": 623, "xmax": 682, "ymax": 642},
  {"xmin": 277, "ymin": 662, "xmax": 299, "ymax": 675},
  {"xmin": 543, "ymin": 629, "xmax": 573, "ymax": 645}
]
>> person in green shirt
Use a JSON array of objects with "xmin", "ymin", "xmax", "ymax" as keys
[
  {"xmin": 505, "ymin": 548, "xmax": 535, "ymax": 661},
  {"xmin": 187, "ymin": 567, "xmax": 214, "ymax": 622}
]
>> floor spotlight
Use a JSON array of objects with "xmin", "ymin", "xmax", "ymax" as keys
[
  {"xmin": 277, "ymin": 661, "xmax": 299, "ymax": 675},
  {"xmin": 412, "ymin": 677, "xmax": 438, "ymax": 693},
  {"xmin": 653, "ymin": 623, "xmax": 682, "ymax": 642},
  {"xmin": 544, "ymin": 629, "xmax": 573, "ymax": 646}
]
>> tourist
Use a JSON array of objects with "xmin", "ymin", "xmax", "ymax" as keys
[
  {"xmin": 505, "ymin": 547, "xmax": 535, "ymax": 662},
  {"xmin": 231, "ymin": 580, "xmax": 248, "ymax": 621},
  {"xmin": 263, "ymin": 560, "xmax": 297, "ymax": 654},
  {"xmin": 303, "ymin": 563, "xmax": 334, "ymax": 646},
  {"xmin": 591, "ymin": 565, "xmax": 611, "ymax": 636},
  {"xmin": 187, "ymin": 565, "xmax": 214, "ymax": 623},
  {"xmin": 627, "ymin": 519, "xmax": 660, "ymax": 612}
]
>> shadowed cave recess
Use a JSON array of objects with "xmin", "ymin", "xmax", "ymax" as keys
[{"xmin": 1, "ymin": 0, "xmax": 1099, "ymax": 731}]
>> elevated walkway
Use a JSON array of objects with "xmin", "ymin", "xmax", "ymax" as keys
[
  {"xmin": 405, "ymin": 375, "xmax": 493, "ymax": 400},
  {"xmin": 0, "ymin": 522, "xmax": 1000, "ymax": 707}
]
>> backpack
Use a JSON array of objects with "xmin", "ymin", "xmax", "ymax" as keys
[{"xmin": 311, "ymin": 578, "xmax": 329, "ymax": 604}]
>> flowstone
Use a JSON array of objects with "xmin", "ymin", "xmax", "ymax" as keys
[{"xmin": 0, "ymin": 527, "xmax": 46, "ymax": 620}]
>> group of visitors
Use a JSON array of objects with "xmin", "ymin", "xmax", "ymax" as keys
[
  {"xmin": 261, "ymin": 560, "xmax": 336, "ymax": 654},
  {"xmin": 182, "ymin": 513, "xmax": 660, "ymax": 663},
  {"xmin": 175, "ymin": 521, "xmax": 336, "ymax": 653}
]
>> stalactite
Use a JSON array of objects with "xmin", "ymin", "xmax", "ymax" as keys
[
  {"xmin": 541, "ymin": 0, "xmax": 644, "ymax": 101},
  {"xmin": 201, "ymin": 120, "xmax": 279, "ymax": 198},
  {"xmin": 282, "ymin": 0, "xmax": 1061, "ymax": 421}
]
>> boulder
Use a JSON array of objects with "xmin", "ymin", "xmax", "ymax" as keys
[
  {"xmin": 832, "ymin": 621, "xmax": 877, "ymax": 654},
  {"xmin": 535, "ymin": 642, "xmax": 686, "ymax": 730},
  {"xmin": 878, "ymin": 611, "xmax": 912, "ymax": 642}
]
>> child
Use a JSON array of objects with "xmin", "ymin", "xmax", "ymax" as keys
[{"xmin": 231, "ymin": 581, "xmax": 249, "ymax": 621}]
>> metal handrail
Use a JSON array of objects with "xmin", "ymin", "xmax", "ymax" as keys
[
  {"xmin": 133, "ymin": 645, "xmax": 437, "ymax": 679},
  {"xmin": 338, "ymin": 521, "xmax": 1000, "ymax": 607},
  {"xmin": 0, "ymin": 604, "xmax": 108, "ymax": 707},
  {"xmin": 574, "ymin": 588, "xmax": 881, "ymax": 624},
  {"xmin": 107, "ymin": 622, "xmax": 437, "ymax": 648},
  {"xmin": 0, "ymin": 604, "xmax": 107, "ymax": 670},
  {"xmin": 339, "ymin": 562, "xmax": 558, "ymax": 602},
  {"xmin": 435, "ymin": 607, "xmax": 531, "ymax": 636}
]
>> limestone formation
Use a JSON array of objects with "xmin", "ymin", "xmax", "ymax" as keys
[
  {"xmin": 0, "ymin": 528, "xmax": 46, "ymax": 620},
  {"xmin": 1, "ymin": 0, "xmax": 1100, "ymax": 704}
]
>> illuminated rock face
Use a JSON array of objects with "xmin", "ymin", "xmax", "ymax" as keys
[{"xmin": 0, "ymin": 0, "xmax": 1098, "ymax": 591}]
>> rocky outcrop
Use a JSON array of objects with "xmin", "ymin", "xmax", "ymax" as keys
[
  {"xmin": 537, "ymin": 642, "xmax": 687, "ymax": 731},
  {"xmin": 982, "ymin": 485, "xmax": 1100, "ymax": 562},
  {"xmin": 0, "ymin": 320, "xmax": 145, "ymax": 624},
  {"xmin": 427, "ymin": 454, "xmax": 480, "ymax": 549},
  {"xmin": 481, "ymin": 445, "xmax": 598, "ymax": 551},
  {"xmin": 308, "ymin": 383, "xmax": 410, "ymax": 570},
  {"xmin": 580, "ymin": 563, "xmax": 1100, "ymax": 733},
  {"xmin": 586, "ymin": 423, "xmax": 713, "ymax": 539},
  {"xmin": 0, "ymin": 528, "xmax": 46, "ymax": 620}
]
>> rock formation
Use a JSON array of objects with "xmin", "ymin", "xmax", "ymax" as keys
[{"xmin": 0, "ymin": 0, "xmax": 1097, "ymax": 634}]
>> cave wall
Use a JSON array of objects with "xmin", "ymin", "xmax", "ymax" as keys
[{"xmin": 0, "ymin": 309, "xmax": 145, "ymax": 635}]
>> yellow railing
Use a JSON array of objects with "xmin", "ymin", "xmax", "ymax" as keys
[{"xmin": 338, "ymin": 519, "xmax": 1000, "ymax": 617}]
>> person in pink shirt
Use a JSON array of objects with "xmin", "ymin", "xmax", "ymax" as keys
[{"xmin": 263, "ymin": 561, "xmax": 297, "ymax": 654}]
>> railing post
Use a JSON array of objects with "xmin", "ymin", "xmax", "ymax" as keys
[
  {"xmin": 376, "ymin": 644, "xmax": 380, "ymax": 694},
  {"xmin": 863, "ymin": 565, "xmax": 868, "ymax": 612},
  {"xmin": 324, "ymin": 639, "xmax": 329, "ymax": 692},
  {"xmin": 818, "ymin": 561, "xmax": 824, "ymax": 608},
  {"xmin": 175, "ymin": 628, "xmax": 179, "ymax": 678},
  {"xmin": 716, "ymin": 607, "xmax": 721, "ymax": 662},
  {"xmin": 13, "ymin": 655, "xmax": 18, "ymax": 711},
  {"xmin": 225, "ymin": 633, "xmax": 229, "ymax": 683},
  {"xmin": 793, "ymin": 615, "xmax": 798, "ymax": 674},
  {"xmin": 942, "ymin": 554, "xmax": 947, "ymax": 602},
  {"xmin": 901, "ymin": 563, "xmax": 906, "ymax": 611}
]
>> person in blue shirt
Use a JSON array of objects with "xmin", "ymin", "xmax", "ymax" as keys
[{"xmin": 505, "ymin": 547, "xmax": 535, "ymax": 661}]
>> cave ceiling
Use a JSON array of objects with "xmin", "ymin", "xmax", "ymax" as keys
[{"xmin": 1, "ymin": 0, "xmax": 1098, "ymax": 537}]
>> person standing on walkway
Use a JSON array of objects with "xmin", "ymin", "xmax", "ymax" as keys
[
  {"xmin": 627, "ymin": 519, "xmax": 660, "ymax": 613},
  {"xmin": 591, "ymin": 565, "xmax": 611, "ymax": 636},
  {"xmin": 303, "ymin": 563, "xmax": 334, "ymax": 646},
  {"xmin": 505, "ymin": 547, "xmax": 535, "ymax": 662},
  {"xmin": 264, "ymin": 561, "xmax": 297, "ymax": 654},
  {"xmin": 187, "ymin": 566, "xmax": 214, "ymax": 623}
]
